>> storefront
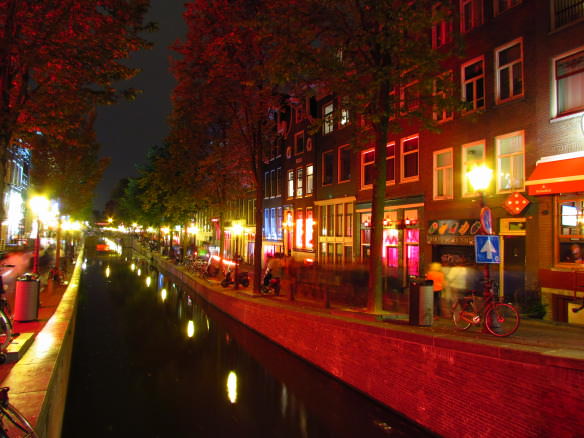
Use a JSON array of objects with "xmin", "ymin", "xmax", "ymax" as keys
[{"xmin": 526, "ymin": 152, "xmax": 584, "ymax": 323}]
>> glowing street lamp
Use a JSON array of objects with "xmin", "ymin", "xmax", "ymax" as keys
[
  {"xmin": 29, "ymin": 195, "xmax": 50, "ymax": 274},
  {"xmin": 467, "ymin": 164, "xmax": 493, "ymax": 195}
]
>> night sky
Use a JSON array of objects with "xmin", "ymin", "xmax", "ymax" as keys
[{"xmin": 94, "ymin": 1, "xmax": 187, "ymax": 211}]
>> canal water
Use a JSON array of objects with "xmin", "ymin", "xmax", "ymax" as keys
[{"xmin": 62, "ymin": 250, "xmax": 431, "ymax": 437}]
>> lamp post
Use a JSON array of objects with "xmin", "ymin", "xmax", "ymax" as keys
[
  {"xmin": 467, "ymin": 164, "xmax": 494, "ymax": 290},
  {"xmin": 29, "ymin": 196, "xmax": 49, "ymax": 275}
]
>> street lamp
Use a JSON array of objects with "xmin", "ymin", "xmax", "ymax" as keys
[{"xmin": 29, "ymin": 196, "xmax": 49, "ymax": 274}]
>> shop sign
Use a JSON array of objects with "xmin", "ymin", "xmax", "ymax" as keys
[
  {"xmin": 503, "ymin": 192, "xmax": 529, "ymax": 215},
  {"xmin": 426, "ymin": 219, "xmax": 482, "ymax": 245},
  {"xmin": 474, "ymin": 235, "xmax": 501, "ymax": 264}
]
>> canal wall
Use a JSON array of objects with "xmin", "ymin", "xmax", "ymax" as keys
[
  {"xmin": 135, "ymin": 243, "xmax": 584, "ymax": 438},
  {"xmin": 3, "ymin": 248, "xmax": 84, "ymax": 438}
]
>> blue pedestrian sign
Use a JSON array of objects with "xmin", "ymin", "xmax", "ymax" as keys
[{"xmin": 474, "ymin": 235, "xmax": 501, "ymax": 264}]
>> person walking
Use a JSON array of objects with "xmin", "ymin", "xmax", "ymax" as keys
[{"xmin": 426, "ymin": 263, "xmax": 445, "ymax": 319}]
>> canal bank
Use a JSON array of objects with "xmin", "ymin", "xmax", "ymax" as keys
[{"xmin": 130, "ymin": 239, "xmax": 584, "ymax": 438}]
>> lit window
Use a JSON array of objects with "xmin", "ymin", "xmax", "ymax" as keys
[
  {"xmin": 306, "ymin": 164, "xmax": 314, "ymax": 195},
  {"xmin": 496, "ymin": 131, "xmax": 525, "ymax": 193},
  {"xmin": 462, "ymin": 57, "xmax": 485, "ymax": 112},
  {"xmin": 461, "ymin": 141, "xmax": 486, "ymax": 197},
  {"xmin": 306, "ymin": 209, "xmax": 314, "ymax": 249},
  {"xmin": 338, "ymin": 145, "xmax": 351, "ymax": 183},
  {"xmin": 494, "ymin": 0, "xmax": 522, "ymax": 15},
  {"xmin": 276, "ymin": 167, "xmax": 281, "ymax": 197},
  {"xmin": 552, "ymin": 0, "xmax": 584, "ymax": 29},
  {"xmin": 294, "ymin": 131, "xmax": 305, "ymax": 155},
  {"xmin": 433, "ymin": 148, "xmax": 453, "ymax": 200},
  {"xmin": 460, "ymin": 0, "xmax": 484, "ymax": 34},
  {"xmin": 496, "ymin": 39, "xmax": 523, "ymax": 104},
  {"xmin": 386, "ymin": 142, "xmax": 395, "ymax": 184},
  {"xmin": 296, "ymin": 167, "xmax": 304, "ymax": 198},
  {"xmin": 433, "ymin": 71, "xmax": 454, "ymax": 123},
  {"xmin": 295, "ymin": 209, "xmax": 304, "ymax": 249},
  {"xmin": 270, "ymin": 208, "xmax": 276, "ymax": 240},
  {"xmin": 323, "ymin": 103, "xmax": 334, "ymax": 134},
  {"xmin": 270, "ymin": 169, "xmax": 275, "ymax": 198},
  {"xmin": 276, "ymin": 207, "xmax": 282, "ymax": 239},
  {"xmin": 555, "ymin": 49, "xmax": 584, "ymax": 117},
  {"xmin": 323, "ymin": 150, "xmax": 334, "ymax": 185},
  {"xmin": 361, "ymin": 149, "xmax": 375, "ymax": 189},
  {"xmin": 401, "ymin": 135, "xmax": 419, "ymax": 182},
  {"xmin": 558, "ymin": 198, "xmax": 584, "ymax": 264},
  {"xmin": 287, "ymin": 170, "xmax": 294, "ymax": 198},
  {"xmin": 340, "ymin": 97, "xmax": 350, "ymax": 127}
]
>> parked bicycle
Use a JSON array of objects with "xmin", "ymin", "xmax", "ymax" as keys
[
  {"xmin": 0, "ymin": 265, "xmax": 16, "ymax": 363},
  {"xmin": 452, "ymin": 281, "xmax": 520, "ymax": 337},
  {"xmin": 0, "ymin": 387, "xmax": 38, "ymax": 437}
]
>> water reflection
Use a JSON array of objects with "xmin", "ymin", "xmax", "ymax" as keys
[{"xmin": 67, "ymin": 250, "xmax": 429, "ymax": 438}]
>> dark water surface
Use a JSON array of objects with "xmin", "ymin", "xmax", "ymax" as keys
[{"xmin": 62, "ymin": 250, "xmax": 431, "ymax": 437}]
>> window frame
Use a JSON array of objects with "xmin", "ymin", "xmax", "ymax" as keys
[
  {"xmin": 322, "ymin": 150, "xmax": 335, "ymax": 186},
  {"xmin": 287, "ymin": 169, "xmax": 294, "ymax": 199},
  {"xmin": 294, "ymin": 130, "xmax": 305, "ymax": 155},
  {"xmin": 360, "ymin": 148, "xmax": 375, "ymax": 190},
  {"xmin": 551, "ymin": 0, "xmax": 584, "ymax": 30},
  {"xmin": 276, "ymin": 167, "xmax": 282, "ymax": 197},
  {"xmin": 495, "ymin": 38, "xmax": 524, "ymax": 105},
  {"xmin": 494, "ymin": 0, "xmax": 522, "ymax": 16},
  {"xmin": 495, "ymin": 130, "xmax": 525, "ymax": 194},
  {"xmin": 461, "ymin": 56, "xmax": 486, "ymax": 113},
  {"xmin": 432, "ymin": 3, "xmax": 453, "ymax": 49},
  {"xmin": 296, "ymin": 167, "xmax": 304, "ymax": 198},
  {"xmin": 433, "ymin": 71, "xmax": 454, "ymax": 123},
  {"xmin": 401, "ymin": 134, "xmax": 420, "ymax": 183},
  {"xmin": 553, "ymin": 47, "xmax": 584, "ymax": 118},
  {"xmin": 433, "ymin": 147, "xmax": 454, "ymax": 200},
  {"xmin": 460, "ymin": 0, "xmax": 484, "ymax": 34},
  {"xmin": 306, "ymin": 164, "xmax": 314, "ymax": 195},
  {"xmin": 386, "ymin": 142, "xmax": 396, "ymax": 186},
  {"xmin": 323, "ymin": 102, "xmax": 334, "ymax": 135},
  {"xmin": 338, "ymin": 144, "xmax": 351, "ymax": 183}
]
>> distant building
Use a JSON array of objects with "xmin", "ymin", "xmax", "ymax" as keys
[{"xmin": 2, "ymin": 144, "xmax": 31, "ymax": 248}]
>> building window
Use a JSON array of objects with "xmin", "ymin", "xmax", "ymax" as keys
[
  {"xmin": 460, "ymin": 0, "xmax": 484, "ymax": 33},
  {"xmin": 558, "ymin": 198, "xmax": 584, "ymax": 264},
  {"xmin": 323, "ymin": 150, "xmax": 334, "ymax": 186},
  {"xmin": 323, "ymin": 102, "xmax": 334, "ymax": 134},
  {"xmin": 401, "ymin": 135, "xmax": 419, "ymax": 182},
  {"xmin": 270, "ymin": 169, "xmax": 276, "ymax": 198},
  {"xmin": 263, "ymin": 209, "xmax": 270, "ymax": 238},
  {"xmin": 339, "ymin": 97, "xmax": 350, "ymax": 127},
  {"xmin": 306, "ymin": 208, "xmax": 314, "ymax": 249},
  {"xmin": 276, "ymin": 207, "xmax": 283, "ymax": 239},
  {"xmin": 462, "ymin": 141, "xmax": 486, "ymax": 197},
  {"xmin": 496, "ymin": 38, "xmax": 523, "ymax": 104},
  {"xmin": 555, "ymin": 49, "xmax": 584, "ymax": 117},
  {"xmin": 338, "ymin": 145, "xmax": 351, "ymax": 183},
  {"xmin": 276, "ymin": 167, "xmax": 282, "ymax": 197},
  {"xmin": 433, "ymin": 148, "xmax": 453, "ymax": 200},
  {"xmin": 287, "ymin": 169, "xmax": 294, "ymax": 198},
  {"xmin": 270, "ymin": 208, "xmax": 276, "ymax": 240},
  {"xmin": 432, "ymin": 4, "xmax": 453, "ymax": 48},
  {"xmin": 327, "ymin": 205, "xmax": 335, "ymax": 237},
  {"xmin": 296, "ymin": 167, "xmax": 304, "ymax": 198},
  {"xmin": 361, "ymin": 148, "xmax": 375, "ymax": 189},
  {"xmin": 264, "ymin": 171, "xmax": 269, "ymax": 199},
  {"xmin": 294, "ymin": 131, "xmax": 305, "ymax": 155},
  {"xmin": 433, "ymin": 71, "xmax": 454, "ymax": 123},
  {"xmin": 335, "ymin": 204, "xmax": 344, "ymax": 237},
  {"xmin": 306, "ymin": 164, "xmax": 314, "ymax": 195},
  {"xmin": 295, "ymin": 105, "xmax": 304, "ymax": 123},
  {"xmin": 552, "ymin": 0, "xmax": 584, "ymax": 29},
  {"xmin": 494, "ymin": 0, "xmax": 521, "ymax": 15},
  {"xmin": 386, "ymin": 142, "xmax": 395, "ymax": 184},
  {"xmin": 295, "ymin": 209, "xmax": 304, "ymax": 249},
  {"xmin": 401, "ymin": 70, "xmax": 420, "ymax": 113},
  {"xmin": 496, "ymin": 131, "xmax": 525, "ymax": 193},
  {"xmin": 345, "ymin": 203, "xmax": 353, "ymax": 237},
  {"xmin": 462, "ymin": 57, "xmax": 485, "ymax": 112},
  {"xmin": 405, "ymin": 228, "xmax": 420, "ymax": 277}
]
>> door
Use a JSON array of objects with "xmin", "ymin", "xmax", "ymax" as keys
[{"xmin": 503, "ymin": 236, "xmax": 525, "ymax": 302}]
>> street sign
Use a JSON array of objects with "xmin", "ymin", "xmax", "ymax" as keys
[
  {"xmin": 474, "ymin": 235, "xmax": 501, "ymax": 264},
  {"xmin": 480, "ymin": 207, "xmax": 493, "ymax": 235}
]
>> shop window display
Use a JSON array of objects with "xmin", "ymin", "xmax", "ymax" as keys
[{"xmin": 559, "ymin": 198, "xmax": 584, "ymax": 264}]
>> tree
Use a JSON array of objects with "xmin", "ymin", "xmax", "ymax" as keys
[
  {"xmin": 31, "ymin": 111, "xmax": 109, "ymax": 219},
  {"xmin": 171, "ymin": 0, "xmax": 280, "ymax": 292},
  {"xmin": 267, "ymin": 1, "xmax": 460, "ymax": 311},
  {"xmin": 0, "ymin": 0, "xmax": 153, "ymax": 219}
]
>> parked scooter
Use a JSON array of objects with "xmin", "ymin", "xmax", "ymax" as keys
[
  {"xmin": 261, "ymin": 268, "xmax": 281, "ymax": 295},
  {"xmin": 221, "ymin": 267, "xmax": 250, "ymax": 288}
]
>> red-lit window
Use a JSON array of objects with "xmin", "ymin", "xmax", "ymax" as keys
[
  {"xmin": 460, "ymin": 0, "xmax": 484, "ymax": 34},
  {"xmin": 306, "ymin": 208, "xmax": 314, "ymax": 249},
  {"xmin": 405, "ymin": 228, "xmax": 420, "ymax": 277},
  {"xmin": 295, "ymin": 209, "xmax": 304, "ymax": 249}
]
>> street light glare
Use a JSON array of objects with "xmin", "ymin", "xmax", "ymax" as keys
[{"xmin": 467, "ymin": 165, "xmax": 493, "ymax": 192}]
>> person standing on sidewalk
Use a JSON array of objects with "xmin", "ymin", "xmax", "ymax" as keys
[{"xmin": 426, "ymin": 263, "xmax": 445, "ymax": 319}]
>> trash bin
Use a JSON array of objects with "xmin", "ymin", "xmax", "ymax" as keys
[
  {"xmin": 14, "ymin": 273, "xmax": 40, "ymax": 322},
  {"xmin": 409, "ymin": 278, "xmax": 434, "ymax": 326}
]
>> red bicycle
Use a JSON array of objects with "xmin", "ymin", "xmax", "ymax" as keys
[{"xmin": 452, "ymin": 281, "xmax": 520, "ymax": 337}]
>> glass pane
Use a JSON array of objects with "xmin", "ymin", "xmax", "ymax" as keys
[
  {"xmin": 499, "ymin": 67, "xmax": 510, "ymax": 100},
  {"xmin": 340, "ymin": 148, "xmax": 351, "ymax": 181},
  {"xmin": 404, "ymin": 153, "xmax": 418, "ymax": 178},
  {"xmin": 499, "ymin": 156, "xmax": 512, "ymax": 190},
  {"xmin": 499, "ymin": 43, "xmax": 520, "ymax": 65},
  {"xmin": 437, "ymin": 170, "xmax": 444, "ymax": 196},
  {"xmin": 498, "ymin": 134, "xmax": 522, "ymax": 154},
  {"xmin": 365, "ymin": 163, "xmax": 374, "ymax": 186},
  {"xmin": 437, "ymin": 150, "xmax": 452, "ymax": 167},
  {"xmin": 558, "ymin": 73, "xmax": 584, "ymax": 114},
  {"xmin": 465, "ymin": 82, "xmax": 474, "ymax": 103},
  {"xmin": 513, "ymin": 63, "xmax": 523, "ymax": 95},
  {"xmin": 465, "ymin": 60, "xmax": 483, "ymax": 80},
  {"xmin": 364, "ymin": 150, "xmax": 375, "ymax": 163},
  {"xmin": 386, "ymin": 157, "xmax": 395, "ymax": 182},
  {"xmin": 403, "ymin": 137, "xmax": 419, "ymax": 153}
]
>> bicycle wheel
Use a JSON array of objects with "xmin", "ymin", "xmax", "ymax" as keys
[
  {"xmin": 0, "ymin": 403, "xmax": 38, "ymax": 437},
  {"xmin": 452, "ymin": 300, "xmax": 473, "ymax": 331},
  {"xmin": 485, "ymin": 303, "xmax": 520, "ymax": 337},
  {"xmin": 0, "ymin": 311, "xmax": 12, "ymax": 352}
]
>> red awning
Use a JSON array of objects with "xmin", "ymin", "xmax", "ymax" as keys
[{"xmin": 526, "ymin": 156, "xmax": 584, "ymax": 195}]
